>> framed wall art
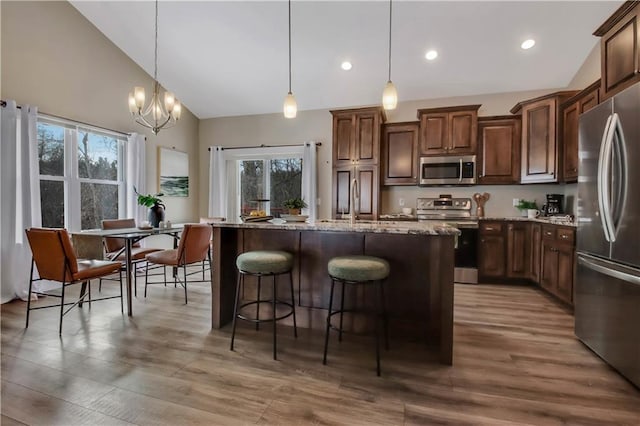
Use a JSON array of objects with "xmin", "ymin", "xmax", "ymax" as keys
[{"xmin": 158, "ymin": 147, "xmax": 189, "ymax": 197}]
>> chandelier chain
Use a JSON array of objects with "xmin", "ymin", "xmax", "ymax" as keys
[
  {"xmin": 288, "ymin": 0, "xmax": 292, "ymax": 94},
  {"xmin": 388, "ymin": 0, "xmax": 392, "ymax": 82},
  {"xmin": 154, "ymin": 0, "xmax": 159, "ymax": 84}
]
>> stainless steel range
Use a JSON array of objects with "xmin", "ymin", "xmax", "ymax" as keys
[{"xmin": 417, "ymin": 195, "xmax": 478, "ymax": 284}]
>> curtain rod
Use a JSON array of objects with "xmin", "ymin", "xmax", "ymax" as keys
[
  {"xmin": 207, "ymin": 142, "xmax": 321, "ymax": 152},
  {"xmin": 1, "ymin": 100, "xmax": 132, "ymax": 137}
]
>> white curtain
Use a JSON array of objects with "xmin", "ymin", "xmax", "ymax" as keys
[
  {"xmin": 302, "ymin": 141, "xmax": 318, "ymax": 222},
  {"xmin": 1, "ymin": 101, "xmax": 42, "ymax": 302},
  {"xmin": 126, "ymin": 133, "xmax": 147, "ymax": 225},
  {"xmin": 208, "ymin": 146, "xmax": 227, "ymax": 218}
]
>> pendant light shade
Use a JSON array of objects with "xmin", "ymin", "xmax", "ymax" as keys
[
  {"xmin": 382, "ymin": 0, "xmax": 397, "ymax": 111},
  {"xmin": 382, "ymin": 81, "xmax": 398, "ymax": 110},
  {"xmin": 283, "ymin": 0, "xmax": 297, "ymax": 119},
  {"xmin": 284, "ymin": 92, "xmax": 297, "ymax": 118}
]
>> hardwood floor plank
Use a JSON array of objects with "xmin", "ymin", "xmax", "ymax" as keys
[{"xmin": 1, "ymin": 381, "xmax": 132, "ymax": 426}]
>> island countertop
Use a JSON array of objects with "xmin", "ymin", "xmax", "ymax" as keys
[{"xmin": 208, "ymin": 219, "xmax": 461, "ymax": 235}]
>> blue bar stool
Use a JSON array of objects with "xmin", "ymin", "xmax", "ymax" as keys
[
  {"xmin": 230, "ymin": 250, "xmax": 297, "ymax": 360},
  {"xmin": 323, "ymin": 255, "xmax": 390, "ymax": 376}
]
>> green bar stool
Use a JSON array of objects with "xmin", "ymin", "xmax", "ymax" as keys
[
  {"xmin": 230, "ymin": 250, "xmax": 297, "ymax": 360},
  {"xmin": 323, "ymin": 255, "xmax": 390, "ymax": 376}
]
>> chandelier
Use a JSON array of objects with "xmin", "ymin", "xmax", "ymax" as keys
[{"xmin": 128, "ymin": 0, "xmax": 181, "ymax": 134}]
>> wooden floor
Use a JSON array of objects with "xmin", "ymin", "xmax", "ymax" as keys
[{"xmin": 1, "ymin": 274, "xmax": 639, "ymax": 425}]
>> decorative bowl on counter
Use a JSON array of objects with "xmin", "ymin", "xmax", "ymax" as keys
[
  {"xmin": 280, "ymin": 214, "xmax": 309, "ymax": 222},
  {"xmin": 240, "ymin": 215, "xmax": 273, "ymax": 223}
]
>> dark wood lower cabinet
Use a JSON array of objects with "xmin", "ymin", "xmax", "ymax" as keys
[{"xmin": 479, "ymin": 221, "xmax": 575, "ymax": 307}]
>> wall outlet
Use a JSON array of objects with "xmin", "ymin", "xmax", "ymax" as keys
[
  {"xmin": 399, "ymin": 198, "xmax": 405, "ymax": 207},
  {"xmin": 513, "ymin": 198, "xmax": 520, "ymax": 207}
]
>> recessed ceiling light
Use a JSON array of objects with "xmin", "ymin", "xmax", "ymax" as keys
[
  {"xmin": 425, "ymin": 50, "xmax": 438, "ymax": 61},
  {"xmin": 341, "ymin": 61, "xmax": 352, "ymax": 71},
  {"xmin": 521, "ymin": 39, "xmax": 535, "ymax": 50}
]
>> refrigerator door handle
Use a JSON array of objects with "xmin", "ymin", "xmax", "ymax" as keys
[
  {"xmin": 597, "ymin": 114, "xmax": 614, "ymax": 242},
  {"xmin": 578, "ymin": 254, "xmax": 640, "ymax": 286},
  {"xmin": 609, "ymin": 114, "xmax": 628, "ymax": 241}
]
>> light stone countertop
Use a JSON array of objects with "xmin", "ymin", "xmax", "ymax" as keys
[
  {"xmin": 479, "ymin": 216, "xmax": 577, "ymax": 227},
  {"xmin": 208, "ymin": 219, "xmax": 461, "ymax": 236}
]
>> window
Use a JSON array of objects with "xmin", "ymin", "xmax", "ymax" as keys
[
  {"xmin": 37, "ymin": 118, "xmax": 126, "ymax": 230},
  {"xmin": 239, "ymin": 157, "xmax": 302, "ymax": 217}
]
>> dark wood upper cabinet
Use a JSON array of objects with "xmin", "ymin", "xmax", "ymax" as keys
[
  {"xmin": 382, "ymin": 122, "xmax": 419, "ymax": 186},
  {"xmin": 331, "ymin": 107, "xmax": 384, "ymax": 220},
  {"xmin": 511, "ymin": 91, "xmax": 577, "ymax": 184},
  {"xmin": 477, "ymin": 116, "xmax": 521, "ymax": 184},
  {"xmin": 331, "ymin": 107, "xmax": 385, "ymax": 167},
  {"xmin": 594, "ymin": 1, "xmax": 640, "ymax": 100},
  {"xmin": 417, "ymin": 105, "xmax": 480, "ymax": 156},
  {"xmin": 560, "ymin": 80, "xmax": 600, "ymax": 183}
]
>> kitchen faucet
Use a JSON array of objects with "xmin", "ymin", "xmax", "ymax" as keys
[{"xmin": 349, "ymin": 177, "xmax": 359, "ymax": 224}]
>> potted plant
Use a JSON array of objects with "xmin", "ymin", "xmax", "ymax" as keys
[
  {"xmin": 134, "ymin": 187, "xmax": 165, "ymax": 227},
  {"xmin": 283, "ymin": 197, "xmax": 307, "ymax": 215},
  {"xmin": 516, "ymin": 199, "xmax": 538, "ymax": 217}
]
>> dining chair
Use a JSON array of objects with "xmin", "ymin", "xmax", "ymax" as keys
[
  {"xmin": 198, "ymin": 217, "xmax": 224, "ymax": 278},
  {"xmin": 25, "ymin": 227, "xmax": 124, "ymax": 335},
  {"xmin": 144, "ymin": 224, "xmax": 212, "ymax": 304},
  {"xmin": 101, "ymin": 218, "xmax": 162, "ymax": 296}
]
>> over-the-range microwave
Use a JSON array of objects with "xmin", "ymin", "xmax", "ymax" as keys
[{"xmin": 419, "ymin": 155, "xmax": 476, "ymax": 186}]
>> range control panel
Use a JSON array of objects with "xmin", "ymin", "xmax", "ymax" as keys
[{"xmin": 417, "ymin": 196, "xmax": 472, "ymax": 211}]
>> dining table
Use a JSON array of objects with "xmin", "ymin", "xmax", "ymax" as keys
[{"xmin": 72, "ymin": 225, "xmax": 184, "ymax": 316}]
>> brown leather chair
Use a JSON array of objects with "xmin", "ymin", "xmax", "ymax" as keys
[
  {"xmin": 101, "ymin": 218, "xmax": 162, "ymax": 295},
  {"xmin": 25, "ymin": 228, "xmax": 124, "ymax": 335},
  {"xmin": 144, "ymin": 224, "xmax": 212, "ymax": 304}
]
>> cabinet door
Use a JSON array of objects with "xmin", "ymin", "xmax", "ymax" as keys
[
  {"xmin": 448, "ymin": 110, "xmax": 478, "ymax": 155},
  {"xmin": 562, "ymin": 101, "xmax": 580, "ymax": 182},
  {"xmin": 507, "ymin": 223, "xmax": 530, "ymax": 279},
  {"xmin": 540, "ymin": 242, "xmax": 558, "ymax": 292},
  {"xmin": 478, "ymin": 235, "xmax": 506, "ymax": 278},
  {"xmin": 382, "ymin": 122, "xmax": 419, "ymax": 185},
  {"xmin": 354, "ymin": 112, "xmax": 380, "ymax": 164},
  {"xmin": 419, "ymin": 113, "xmax": 448, "ymax": 155},
  {"xmin": 332, "ymin": 167, "xmax": 353, "ymax": 218},
  {"xmin": 600, "ymin": 2, "xmax": 640, "ymax": 99},
  {"xmin": 580, "ymin": 87, "xmax": 600, "ymax": 113},
  {"xmin": 333, "ymin": 113, "xmax": 354, "ymax": 167},
  {"xmin": 530, "ymin": 223, "xmax": 542, "ymax": 283},
  {"xmin": 556, "ymin": 244, "xmax": 575, "ymax": 305},
  {"xmin": 355, "ymin": 165, "xmax": 379, "ymax": 220},
  {"xmin": 478, "ymin": 117, "xmax": 521, "ymax": 184},
  {"xmin": 521, "ymin": 98, "xmax": 558, "ymax": 183}
]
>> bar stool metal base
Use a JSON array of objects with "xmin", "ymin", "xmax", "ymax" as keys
[
  {"xmin": 230, "ymin": 270, "xmax": 297, "ymax": 360},
  {"xmin": 322, "ymin": 276, "xmax": 389, "ymax": 376}
]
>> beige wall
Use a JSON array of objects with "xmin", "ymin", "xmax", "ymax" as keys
[{"xmin": 1, "ymin": 1, "xmax": 200, "ymax": 223}]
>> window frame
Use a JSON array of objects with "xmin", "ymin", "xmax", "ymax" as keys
[{"xmin": 37, "ymin": 116, "xmax": 127, "ymax": 231}]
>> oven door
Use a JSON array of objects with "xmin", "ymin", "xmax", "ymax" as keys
[
  {"xmin": 420, "ymin": 155, "xmax": 476, "ymax": 185},
  {"xmin": 454, "ymin": 226, "xmax": 478, "ymax": 284}
]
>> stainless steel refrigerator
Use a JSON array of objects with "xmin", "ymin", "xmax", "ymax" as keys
[{"xmin": 575, "ymin": 82, "xmax": 640, "ymax": 388}]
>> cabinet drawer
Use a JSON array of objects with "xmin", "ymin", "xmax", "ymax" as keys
[
  {"xmin": 480, "ymin": 222, "xmax": 503, "ymax": 234},
  {"xmin": 556, "ymin": 227, "xmax": 575, "ymax": 244},
  {"xmin": 542, "ymin": 225, "xmax": 556, "ymax": 240}
]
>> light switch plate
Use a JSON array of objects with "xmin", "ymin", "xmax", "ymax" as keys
[
  {"xmin": 513, "ymin": 198, "xmax": 520, "ymax": 207},
  {"xmin": 399, "ymin": 198, "xmax": 405, "ymax": 207}
]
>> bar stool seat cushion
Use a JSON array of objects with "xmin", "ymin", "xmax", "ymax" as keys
[
  {"xmin": 236, "ymin": 250, "xmax": 293, "ymax": 274},
  {"xmin": 328, "ymin": 255, "xmax": 390, "ymax": 282}
]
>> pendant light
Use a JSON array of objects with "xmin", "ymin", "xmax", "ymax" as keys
[
  {"xmin": 382, "ymin": 0, "xmax": 398, "ymax": 110},
  {"xmin": 283, "ymin": 0, "xmax": 297, "ymax": 118},
  {"xmin": 128, "ymin": 0, "xmax": 181, "ymax": 134}
]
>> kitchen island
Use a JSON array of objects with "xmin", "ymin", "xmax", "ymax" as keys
[{"xmin": 209, "ymin": 219, "xmax": 458, "ymax": 364}]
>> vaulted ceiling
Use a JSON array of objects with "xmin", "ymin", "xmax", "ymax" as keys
[{"xmin": 71, "ymin": 1, "xmax": 618, "ymax": 119}]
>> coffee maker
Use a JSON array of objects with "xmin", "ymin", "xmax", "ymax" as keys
[{"xmin": 543, "ymin": 194, "xmax": 564, "ymax": 216}]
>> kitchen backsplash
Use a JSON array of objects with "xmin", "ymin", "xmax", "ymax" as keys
[{"xmin": 381, "ymin": 184, "xmax": 576, "ymax": 217}]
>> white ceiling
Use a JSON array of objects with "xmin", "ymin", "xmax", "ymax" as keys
[{"xmin": 70, "ymin": 1, "xmax": 619, "ymax": 119}]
